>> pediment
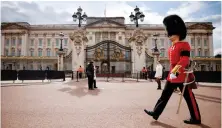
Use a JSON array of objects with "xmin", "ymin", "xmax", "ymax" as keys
[
  {"xmin": 187, "ymin": 23, "xmax": 215, "ymax": 30},
  {"xmin": 85, "ymin": 19, "xmax": 126, "ymax": 28},
  {"xmin": 1, "ymin": 23, "xmax": 29, "ymax": 30}
]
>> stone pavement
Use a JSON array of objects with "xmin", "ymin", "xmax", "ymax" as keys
[{"xmin": 1, "ymin": 78, "xmax": 221, "ymax": 128}]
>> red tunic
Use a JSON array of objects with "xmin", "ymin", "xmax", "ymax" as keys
[{"xmin": 167, "ymin": 41, "xmax": 191, "ymax": 83}]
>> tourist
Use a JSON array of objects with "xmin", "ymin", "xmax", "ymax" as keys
[
  {"xmin": 154, "ymin": 61, "xmax": 163, "ymax": 90},
  {"xmin": 86, "ymin": 61, "xmax": 94, "ymax": 90},
  {"xmin": 77, "ymin": 66, "xmax": 84, "ymax": 79},
  {"xmin": 93, "ymin": 65, "xmax": 97, "ymax": 89}
]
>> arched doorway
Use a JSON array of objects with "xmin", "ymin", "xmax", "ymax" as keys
[{"xmin": 85, "ymin": 40, "xmax": 132, "ymax": 76}]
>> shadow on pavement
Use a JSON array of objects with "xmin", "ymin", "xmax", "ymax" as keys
[
  {"xmin": 197, "ymin": 124, "xmax": 211, "ymax": 128},
  {"xmin": 150, "ymin": 121, "xmax": 177, "ymax": 128},
  {"xmin": 58, "ymin": 80, "xmax": 101, "ymax": 98},
  {"xmin": 195, "ymin": 94, "xmax": 221, "ymax": 104}
]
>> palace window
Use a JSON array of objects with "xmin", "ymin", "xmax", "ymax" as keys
[
  {"xmin": 160, "ymin": 39, "xmax": 164, "ymax": 47},
  {"xmin": 191, "ymin": 50, "xmax": 195, "ymax": 57},
  {"xmin": 95, "ymin": 32, "xmax": 101, "ymax": 43},
  {"xmin": 38, "ymin": 49, "xmax": 42, "ymax": 56},
  {"xmin": 11, "ymin": 48, "xmax": 15, "ymax": 56},
  {"xmin": 110, "ymin": 32, "xmax": 116, "ymax": 41},
  {"xmin": 102, "ymin": 32, "xmax": 109, "ymax": 40},
  {"xmin": 64, "ymin": 38, "xmax": 68, "ymax": 46},
  {"xmin": 56, "ymin": 39, "xmax": 59, "ymax": 46},
  {"xmin": 47, "ymin": 39, "xmax": 51, "ymax": 46},
  {"xmin": 5, "ymin": 49, "xmax": 8, "ymax": 56},
  {"xmin": 47, "ymin": 49, "xmax": 51, "ymax": 56},
  {"xmin": 30, "ymin": 50, "xmax": 34, "ymax": 56},
  {"xmin": 17, "ymin": 49, "xmax": 21, "ymax": 56},
  {"xmin": 39, "ymin": 38, "xmax": 43, "ymax": 46},
  {"xmin": 191, "ymin": 38, "xmax": 194, "ymax": 46},
  {"xmin": 204, "ymin": 50, "xmax": 208, "ymax": 56},
  {"xmin": 18, "ymin": 38, "xmax": 22, "ymax": 46},
  {"xmin": 31, "ymin": 39, "xmax": 34, "ymax": 46},
  {"xmin": 197, "ymin": 38, "xmax": 200, "ymax": 46},
  {"xmin": 160, "ymin": 49, "xmax": 165, "ymax": 57},
  {"xmin": 5, "ymin": 39, "xmax": 9, "ymax": 46},
  {"xmin": 204, "ymin": 39, "xmax": 208, "ymax": 46},
  {"xmin": 198, "ymin": 49, "xmax": 201, "ymax": 56},
  {"xmin": 12, "ymin": 38, "xmax": 16, "ymax": 46}
]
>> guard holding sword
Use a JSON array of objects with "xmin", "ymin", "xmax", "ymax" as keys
[{"xmin": 144, "ymin": 14, "xmax": 201, "ymax": 124}]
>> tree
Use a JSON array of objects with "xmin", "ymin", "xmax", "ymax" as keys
[{"xmin": 215, "ymin": 54, "xmax": 221, "ymax": 58}]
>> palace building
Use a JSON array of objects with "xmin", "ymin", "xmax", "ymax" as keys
[{"xmin": 1, "ymin": 17, "xmax": 221, "ymax": 73}]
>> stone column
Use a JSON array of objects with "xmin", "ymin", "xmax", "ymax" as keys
[
  {"xmin": 128, "ymin": 29, "xmax": 147, "ymax": 73},
  {"xmin": 21, "ymin": 33, "xmax": 28, "ymax": 56},
  {"xmin": 57, "ymin": 51, "xmax": 65, "ymax": 71},
  {"xmin": 69, "ymin": 29, "xmax": 88, "ymax": 72},
  {"xmin": 209, "ymin": 34, "xmax": 213, "ymax": 56}
]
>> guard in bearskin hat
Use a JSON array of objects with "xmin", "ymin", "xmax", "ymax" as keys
[{"xmin": 144, "ymin": 14, "xmax": 201, "ymax": 124}]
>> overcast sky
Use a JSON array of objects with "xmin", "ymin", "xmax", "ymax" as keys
[{"xmin": 1, "ymin": 1, "xmax": 221, "ymax": 55}]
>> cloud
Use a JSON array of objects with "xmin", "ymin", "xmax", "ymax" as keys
[{"xmin": 167, "ymin": 1, "xmax": 206, "ymax": 19}]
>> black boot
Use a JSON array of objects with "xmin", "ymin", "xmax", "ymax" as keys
[
  {"xmin": 144, "ymin": 109, "xmax": 159, "ymax": 120},
  {"xmin": 184, "ymin": 118, "xmax": 201, "ymax": 124}
]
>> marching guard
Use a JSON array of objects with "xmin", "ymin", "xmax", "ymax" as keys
[{"xmin": 144, "ymin": 14, "xmax": 201, "ymax": 124}]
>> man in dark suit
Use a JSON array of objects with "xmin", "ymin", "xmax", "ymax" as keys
[{"xmin": 86, "ymin": 61, "xmax": 94, "ymax": 90}]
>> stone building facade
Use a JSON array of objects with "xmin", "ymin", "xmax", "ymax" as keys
[{"xmin": 1, "ymin": 17, "xmax": 221, "ymax": 73}]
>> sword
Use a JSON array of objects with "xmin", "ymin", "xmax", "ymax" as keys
[{"xmin": 176, "ymin": 61, "xmax": 196, "ymax": 114}]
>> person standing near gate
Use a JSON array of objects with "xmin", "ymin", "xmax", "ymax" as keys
[
  {"xmin": 144, "ymin": 14, "xmax": 201, "ymax": 124},
  {"xmin": 154, "ymin": 61, "xmax": 163, "ymax": 90},
  {"xmin": 93, "ymin": 65, "xmax": 98, "ymax": 89},
  {"xmin": 77, "ymin": 66, "xmax": 84, "ymax": 79},
  {"xmin": 86, "ymin": 61, "xmax": 94, "ymax": 90}
]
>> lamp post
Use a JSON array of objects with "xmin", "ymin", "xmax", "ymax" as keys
[
  {"xmin": 129, "ymin": 6, "xmax": 145, "ymax": 27},
  {"xmin": 72, "ymin": 6, "xmax": 88, "ymax": 27},
  {"xmin": 59, "ymin": 32, "xmax": 64, "ymax": 51},
  {"xmin": 153, "ymin": 33, "xmax": 160, "ymax": 52}
]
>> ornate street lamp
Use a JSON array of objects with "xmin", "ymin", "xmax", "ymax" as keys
[
  {"xmin": 153, "ymin": 33, "xmax": 159, "ymax": 52},
  {"xmin": 59, "ymin": 32, "xmax": 64, "ymax": 51},
  {"xmin": 72, "ymin": 6, "xmax": 88, "ymax": 27},
  {"xmin": 129, "ymin": 6, "xmax": 145, "ymax": 27}
]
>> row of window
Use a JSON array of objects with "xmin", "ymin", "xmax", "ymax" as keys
[
  {"xmin": 30, "ymin": 38, "xmax": 68, "ymax": 47},
  {"xmin": 5, "ymin": 38, "xmax": 22, "ymax": 46},
  {"xmin": 4, "ymin": 49, "xmax": 21, "ymax": 56},
  {"xmin": 30, "ymin": 49, "xmax": 68, "ymax": 57},
  {"xmin": 191, "ymin": 38, "xmax": 208, "ymax": 46},
  {"xmin": 191, "ymin": 50, "xmax": 208, "ymax": 57}
]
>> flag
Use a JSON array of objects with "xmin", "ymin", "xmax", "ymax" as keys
[{"xmin": 104, "ymin": 4, "xmax": 106, "ymax": 17}]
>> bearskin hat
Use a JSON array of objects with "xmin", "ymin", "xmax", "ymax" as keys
[{"xmin": 163, "ymin": 15, "xmax": 187, "ymax": 41}]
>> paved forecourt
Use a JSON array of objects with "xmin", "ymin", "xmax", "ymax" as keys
[{"xmin": 1, "ymin": 78, "xmax": 221, "ymax": 128}]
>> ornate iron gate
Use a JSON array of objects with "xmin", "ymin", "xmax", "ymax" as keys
[{"xmin": 85, "ymin": 40, "xmax": 132, "ymax": 75}]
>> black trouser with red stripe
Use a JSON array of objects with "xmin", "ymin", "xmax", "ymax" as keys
[{"xmin": 153, "ymin": 81, "xmax": 201, "ymax": 121}]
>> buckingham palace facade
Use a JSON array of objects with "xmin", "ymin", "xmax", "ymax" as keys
[{"xmin": 1, "ymin": 17, "xmax": 221, "ymax": 73}]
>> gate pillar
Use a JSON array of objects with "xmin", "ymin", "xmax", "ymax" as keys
[
  {"xmin": 129, "ymin": 29, "xmax": 148, "ymax": 73},
  {"xmin": 69, "ymin": 29, "xmax": 88, "ymax": 72}
]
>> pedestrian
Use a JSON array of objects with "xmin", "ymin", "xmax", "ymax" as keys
[
  {"xmin": 141, "ymin": 67, "xmax": 147, "ymax": 80},
  {"xmin": 77, "ymin": 66, "xmax": 84, "ymax": 79},
  {"xmin": 144, "ymin": 14, "xmax": 201, "ymax": 124},
  {"xmin": 93, "ymin": 65, "xmax": 98, "ymax": 89},
  {"xmin": 154, "ymin": 61, "xmax": 163, "ymax": 90},
  {"xmin": 86, "ymin": 61, "xmax": 94, "ymax": 90}
]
